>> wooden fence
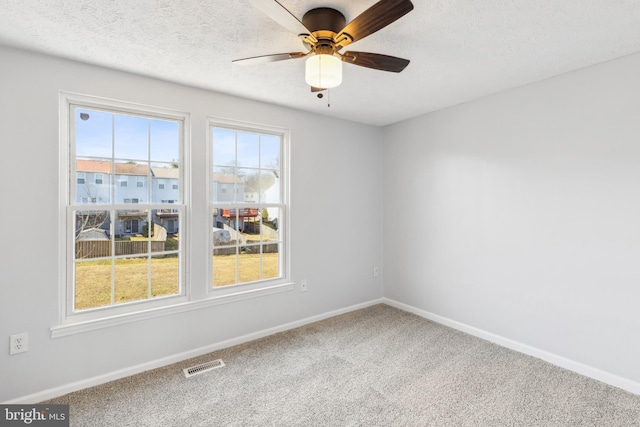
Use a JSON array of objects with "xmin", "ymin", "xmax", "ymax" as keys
[
  {"xmin": 213, "ymin": 242, "xmax": 279, "ymax": 256},
  {"xmin": 76, "ymin": 240, "xmax": 166, "ymax": 259}
]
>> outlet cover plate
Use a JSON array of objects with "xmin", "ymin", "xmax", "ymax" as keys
[{"xmin": 10, "ymin": 332, "xmax": 28, "ymax": 355}]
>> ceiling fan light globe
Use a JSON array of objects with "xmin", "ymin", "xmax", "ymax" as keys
[{"xmin": 305, "ymin": 54, "xmax": 342, "ymax": 89}]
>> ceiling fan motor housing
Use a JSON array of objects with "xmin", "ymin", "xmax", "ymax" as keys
[{"xmin": 302, "ymin": 8, "xmax": 346, "ymax": 35}]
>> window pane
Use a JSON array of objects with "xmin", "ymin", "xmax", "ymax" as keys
[
  {"xmin": 260, "ymin": 170, "xmax": 280, "ymax": 203},
  {"xmin": 151, "ymin": 162, "xmax": 179, "ymax": 203},
  {"xmin": 154, "ymin": 209, "xmax": 181, "ymax": 237},
  {"xmin": 238, "ymin": 252, "xmax": 261, "ymax": 283},
  {"xmin": 114, "ymin": 161, "xmax": 148, "ymax": 203},
  {"xmin": 220, "ymin": 208, "xmax": 244, "ymax": 237},
  {"xmin": 241, "ymin": 170, "xmax": 259, "ymax": 204},
  {"xmin": 237, "ymin": 132, "xmax": 259, "ymax": 168},
  {"xmin": 260, "ymin": 134, "xmax": 280, "ymax": 169},
  {"xmin": 261, "ymin": 208, "xmax": 280, "ymax": 241},
  {"xmin": 75, "ymin": 260, "xmax": 112, "ymax": 311},
  {"xmin": 239, "ymin": 206, "xmax": 259, "ymax": 238},
  {"xmin": 114, "ymin": 115, "xmax": 148, "ymax": 160},
  {"xmin": 212, "ymin": 128, "xmax": 236, "ymax": 167},
  {"xmin": 262, "ymin": 252, "xmax": 280, "ymax": 280},
  {"xmin": 75, "ymin": 210, "xmax": 110, "ymax": 258},
  {"xmin": 212, "ymin": 222, "xmax": 232, "ymax": 249},
  {"xmin": 213, "ymin": 253, "xmax": 237, "ymax": 287},
  {"xmin": 211, "ymin": 167, "xmax": 242, "ymax": 202},
  {"xmin": 75, "ymin": 109, "xmax": 113, "ymax": 158},
  {"xmin": 114, "ymin": 257, "xmax": 149, "ymax": 305},
  {"xmin": 150, "ymin": 119, "xmax": 179, "ymax": 162},
  {"xmin": 115, "ymin": 209, "xmax": 149, "ymax": 238},
  {"xmin": 151, "ymin": 255, "xmax": 179, "ymax": 297},
  {"xmin": 76, "ymin": 158, "xmax": 112, "ymax": 204},
  {"xmin": 236, "ymin": 168, "xmax": 251, "ymax": 204}
]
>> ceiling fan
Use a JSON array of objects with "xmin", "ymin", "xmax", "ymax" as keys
[{"xmin": 233, "ymin": 0, "xmax": 414, "ymax": 92}]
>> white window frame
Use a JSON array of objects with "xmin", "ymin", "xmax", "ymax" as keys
[
  {"xmin": 57, "ymin": 92, "xmax": 190, "ymax": 331},
  {"xmin": 54, "ymin": 95, "xmax": 293, "ymax": 338},
  {"xmin": 207, "ymin": 117, "xmax": 290, "ymax": 298}
]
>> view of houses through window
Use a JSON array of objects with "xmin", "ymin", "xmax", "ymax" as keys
[
  {"xmin": 65, "ymin": 95, "xmax": 288, "ymax": 320},
  {"xmin": 70, "ymin": 104, "xmax": 184, "ymax": 313},
  {"xmin": 211, "ymin": 125, "xmax": 285, "ymax": 288}
]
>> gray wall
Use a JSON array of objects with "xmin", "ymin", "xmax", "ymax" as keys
[
  {"xmin": 0, "ymin": 46, "xmax": 383, "ymax": 402},
  {"xmin": 382, "ymin": 51, "xmax": 640, "ymax": 391}
]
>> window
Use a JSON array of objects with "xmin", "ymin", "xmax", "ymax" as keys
[
  {"xmin": 58, "ymin": 94, "xmax": 292, "ymax": 336},
  {"xmin": 63, "ymin": 94, "xmax": 186, "ymax": 322},
  {"xmin": 210, "ymin": 119, "xmax": 288, "ymax": 293}
]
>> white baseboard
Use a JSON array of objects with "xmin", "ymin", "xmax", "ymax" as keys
[
  {"xmin": 382, "ymin": 297, "xmax": 640, "ymax": 396},
  {"xmin": 6, "ymin": 298, "xmax": 384, "ymax": 404}
]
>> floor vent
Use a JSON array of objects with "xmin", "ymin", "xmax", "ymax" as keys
[{"xmin": 183, "ymin": 359, "xmax": 225, "ymax": 378}]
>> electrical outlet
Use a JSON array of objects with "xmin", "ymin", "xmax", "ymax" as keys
[
  {"xmin": 300, "ymin": 280, "xmax": 308, "ymax": 292},
  {"xmin": 10, "ymin": 332, "xmax": 28, "ymax": 355},
  {"xmin": 373, "ymin": 266, "xmax": 379, "ymax": 277}
]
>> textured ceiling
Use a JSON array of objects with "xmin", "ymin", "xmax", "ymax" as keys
[{"xmin": 2, "ymin": 1, "xmax": 640, "ymax": 126}]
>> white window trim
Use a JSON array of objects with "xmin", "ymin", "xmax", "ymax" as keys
[
  {"xmin": 207, "ymin": 117, "xmax": 291, "ymax": 298},
  {"xmin": 57, "ymin": 92, "xmax": 192, "ymax": 332},
  {"xmin": 50, "ymin": 282, "xmax": 293, "ymax": 338},
  {"xmin": 54, "ymin": 94, "xmax": 293, "ymax": 338}
]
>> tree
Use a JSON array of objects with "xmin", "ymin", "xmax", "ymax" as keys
[{"xmin": 244, "ymin": 172, "xmax": 276, "ymax": 197}]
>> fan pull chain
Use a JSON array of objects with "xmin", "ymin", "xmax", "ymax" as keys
[{"xmin": 327, "ymin": 89, "xmax": 331, "ymax": 108}]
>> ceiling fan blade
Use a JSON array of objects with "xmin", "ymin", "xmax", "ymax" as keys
[
  {"xmin": 335, "ymin": 0, "xmax": 414, "ymax": 46},
  {"xmin": 342, "ymin": 51, "xmax": 410, "ymax": 72},
  {"xmin": 233, "ymin": 52, "xmax": 306, "ymax": 65},
  {"xmin": 310, "ymin": 86, "xmax": 326, "ymax": 92},
  {"xmin": 251, "ymin": 0, "xmax": 312, "ymax": 37}
]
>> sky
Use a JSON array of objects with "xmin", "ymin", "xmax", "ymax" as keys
[
  {"xmin": 75, "ymin": 107, "xmax": 281, "ymax": 170},
  {"xmin": 75, "ymin": 108, "xmax": 179, "ymax": 163}
]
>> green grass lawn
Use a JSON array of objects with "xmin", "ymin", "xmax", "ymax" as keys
[{"xmin": 75, "ymin": 253, "xmax": 279, "ymax": 310}]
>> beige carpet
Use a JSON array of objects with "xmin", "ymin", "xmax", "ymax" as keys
[{"xmin": 44, "ymin": 304, "xmax": 640, "ymax": 426}]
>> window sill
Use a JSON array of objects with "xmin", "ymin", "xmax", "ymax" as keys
[{"xmin": 51, "ymin": 282, "xmax": 294, "ymax": 338}]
